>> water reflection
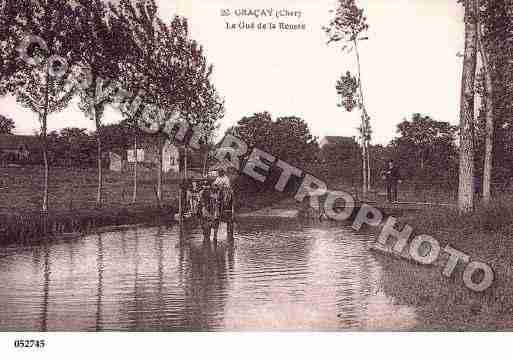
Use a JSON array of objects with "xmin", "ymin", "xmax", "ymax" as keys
[
  {"xmin": 178, "ymin": 234, "xmax": 232, "ymax": 330},
  {"xmin": 41, "ymin": 243, "xmax": 50, "ymax": 331},
  {"xmin": 96, "ymin": 235, "xmax": 104, "ymax": 331},
  {"xmin": 0, "ymin": 219, "xmax": 417, "ymax": 331}
]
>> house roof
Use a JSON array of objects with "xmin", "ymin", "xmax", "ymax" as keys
[
  {"xmin": 320, "ymin": 136, "xmax": 357, "ymax": 147},
  {"xmin": 209, "ymin": 159, "xmax": 238, "ymax": 171},
  {"xmin": 0, "ymin": 134, "xmax": 41, "ymax": 151}
]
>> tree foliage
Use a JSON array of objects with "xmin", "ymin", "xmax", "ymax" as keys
[
  {"xmin": 14, "ymin": 0, "xmax": 79, "ymax": 123},
  {"xmin": 230, "ymin": 112, "xmax": 319, "ymax": 169},
  {"xmin": 0, "ymin": 114, "xmax": 15, "ymax": 134},
  {"xmin": 0, "ymin": 0, "xmax": 32, "ymax": 95},
  {"xmin": 324, "ymin": 0, "xmax": 369, "ymax": 44},
  {"xmin": 391, "ymin": 113, "xmax": 458, "ymax": 181},
  {"xmin": 336, "ymin": 71, "xmax": 360, "ymax": 112}
]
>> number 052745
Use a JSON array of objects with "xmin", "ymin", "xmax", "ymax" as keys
[{"xmin": 14, "ymin": 339, "xmax": 45, "ymax": 348}]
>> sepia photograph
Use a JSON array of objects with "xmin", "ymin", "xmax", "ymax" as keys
[{"xmin": 1, "ymin": 0, "xmax": 513, "ymax": 355}]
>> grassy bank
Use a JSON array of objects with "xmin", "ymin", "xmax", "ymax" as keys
[
  {"xmin": 328, "ymin": 178, "xmax": 457, "ymax": 204},
  {"xmin": 0, "ymin": 165, "xmax": 182, "ymax": 212},
  {"xmin": 0, "ymin": 204, "xmax": 176, "ymax": 244},
  {"xmin": 0, "ymin": 165, "xmax": 182, "ymax": 243},
  {"xmin": 0, "ymin": 165, "xmax": 297, "ymax": 242},
  {"xmin": 369, "ymin": 196, "xmax": 513, "ymax": 330}
]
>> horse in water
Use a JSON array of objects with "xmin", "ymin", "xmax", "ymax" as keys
[{"xmin": 198, "ymin": 186, "xmax": 233, "ymax": 242}]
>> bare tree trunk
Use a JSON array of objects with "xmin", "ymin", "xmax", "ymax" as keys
[
  {"xmin": 157, "ymin": 136, "xmax": 163, "ymax": 203},
  {"xmin": 93, "ymin": 103, "xmax": 103, "ymax": 207},
  {"xmin": 203, "ymin": 148, "xmax": 209, "ymax": 177},
  {"xmin": 458, "ymin": 0, "xmax": 478, "ymax": 213},
  {"xmin": 42, "ymin": 132, "xmax": 49, "ymax": 212},
  {"xmin": 477, "ymin": 19, "xmax": 494, "ymax": 205},
  {"xmin": 132, "ymin": 134, "xmax": 138, "ymax": 203},
  {"xmin": 96, "ymin": 132, "xmax": 103, "ymax": 206},
  {"xmin": 366, "ymin": 146, "xmax": 371, "ymax": 191},
  {"xmin": 184, "ymin": 146, "xmax": 188, "ymax": 179},
  {"xmin": 361, "ymin": 138, "xmax": 367, "ymax": 197},
  {"xmin": 354, "ymin": 39, "xmax": 370, "ymax": 196},
  {"xmin": 41, "ymin": 68, "xmax": 50, "ymax": 213}
]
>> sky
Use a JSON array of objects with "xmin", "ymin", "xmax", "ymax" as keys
[{"xmin": 1, "ymin": 0, "xmax": 465, "ymax": 145}]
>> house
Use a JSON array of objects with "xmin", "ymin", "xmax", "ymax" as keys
[
  {"xmin": 0, "ymin": 134, "xmax": 41, "ymax": 163},
  {"xmin": 319, "ymin": 136, "xmax": 358, "ymax": 149},
  {"xmin": 126, "ymin": 138, "xmax": 180, "ymax": 173}
]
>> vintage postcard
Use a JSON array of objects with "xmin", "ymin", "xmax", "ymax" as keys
[{"xmin": 0, "ymin": 0, "xmax": 512, "ymax": 349}]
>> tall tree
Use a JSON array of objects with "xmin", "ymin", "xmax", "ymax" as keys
[
  {"xmin": 111, "ymin": 1, "xmax": 224, "ymax": 203},
  {"xmin": 324, "ymin": 0, "xmax": 372, "ymax": 196},
  {"xmin": 477, "ymin": 4, "xmax": 494, "ymax": 205},
  {"xmin": 492, "ymin": 1, "xmax": 513, "ymax": 186},
  {"xmin": 458, "ymin": 0, "xmax": 479, "ymax": 213},
  {"xmin": 74, "ymin": 0, "xmax": 130, "ymax": 207},
  {"xmin": 14, "ymin": 0, "xmax": 79, "ymax": 212},
  {"xmin": 475, "ymin": 0, "xmax": 510, "ymax": 204},
  {"xmin": 111, "ymin": 0, "xmax": 172, "ymax": 203},
  {"xmin": 150, "ymin": 16, "xmax": 224, "ymax": 201},
  {"xmin": 110, "ymin": 0, "xmax": 162, "ymax": 204}
]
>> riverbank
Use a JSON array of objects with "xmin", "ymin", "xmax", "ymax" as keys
[
  {"xmin": 0, "ymin": 165, "xmax": 182, "ymax": 212},
  {"xmin": 237, "ymin": 186, "xmax": 513, "ymax": 329},
  {"xmin": 0, "ymin": 165, "xmax": 184, "ymax": 243},
  {"xmin": 0, "ymin": 204, "xmax": 176, "ymax": 244},
  {"xmin": 368, "ymin": 196, "xmax": 513, "ymax": 330}
]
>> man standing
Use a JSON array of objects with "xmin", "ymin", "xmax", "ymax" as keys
[
  {"xmin": 212, "ymin": 168, "xmax": 231, "ymax": 190},
  {"xmin": 383, "ymin": 160, "xmax": 401, "ymax": 203},
  {"xmin": 209, "ymin": 168, "xmax": 233, "ymax": 242},
  {"xmin": 473, "ymin": 175, "xmax": 482, "ymax": 203}
]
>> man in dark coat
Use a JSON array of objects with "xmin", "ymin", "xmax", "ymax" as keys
[
  {"xmin": 383, "ymin": 160, "xmax": 401, "ymax": 202},
  {"xmin": 473, "ymin": 175, "xmax": 482, "ymax": 202}
]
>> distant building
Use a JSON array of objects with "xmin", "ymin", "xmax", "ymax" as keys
[
  {"xmin": 126, "ymin": 138, "xmax": 180, "ymax": 173},
  {"xmin": 319, "ymin": 136, "xmax": 358, "ymax": 149},
  {"xmin": 109, "ymin": 152, "xmax": 123, "ymax": 172},
  {"xmin": 0, "ymin": 134, "xmax": 40, "ymax": 163}
]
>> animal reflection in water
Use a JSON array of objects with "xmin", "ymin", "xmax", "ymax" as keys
[{"xmin": 192, "ymin": 185, "xmax": 234, "ymax": 242}]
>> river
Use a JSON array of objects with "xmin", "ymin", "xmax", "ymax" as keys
[{"xmin": 0, "ymin": 218, "xmax": 419, "ymax": 331}]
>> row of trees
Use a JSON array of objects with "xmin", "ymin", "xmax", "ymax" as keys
[
  {"xmin": 0, "ymin": 0, "xmax": 224, "ymax": 211},
  {"xmin": 459, "ymin": 0, "xmax": 513, "ymax": 212},
  {"xmin": 225, "ymin": 111, "xmax": 458, "ymax": 191},
  {"xmin": 327, "ymin": 0, "xmax": 513, "ymax": 213},
  {"xmin": 5, "ymin": 108, "xmax": 459, "ymax": 188}
]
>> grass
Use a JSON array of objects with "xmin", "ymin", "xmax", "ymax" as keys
[
  {"xmin": 0, "ymin": 165, "xmax": 182, "ymax": 213},
  {"xmin": 329, "ymin": 178, "xmax": 458, "ymax": 204},
  {"xmin": 0, "ymin": 165, "xmax": 182, "ymax": 243},
  {"xmin": 0, "ymin": 204, "xmax": 175, "ymax": 244},
  {"xmin": 369, "ymin": 194, "xmax": 513, "ymax": 330},
  {"xmin": 0, "ymin": 164, "xmax": 294, "ymax": 242}
]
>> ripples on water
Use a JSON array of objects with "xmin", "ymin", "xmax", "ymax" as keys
[{"xmin": 0, "ymin": 218, "xmax": 417, "ymax": 331}]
